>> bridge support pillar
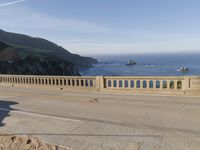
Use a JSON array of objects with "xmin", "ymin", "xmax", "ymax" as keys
[{"xmin": 96, "ymin": 76, "xmax": 104, "ymax": 92}]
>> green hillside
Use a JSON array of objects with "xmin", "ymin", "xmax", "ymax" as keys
[{"xmin": 0, "ymin": 29, "xmax": 97, "ymax": 67}]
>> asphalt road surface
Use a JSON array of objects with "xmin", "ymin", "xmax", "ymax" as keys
[{"xmin": 0, "ymin": 86, "xmax": 200, "ymax": 150}]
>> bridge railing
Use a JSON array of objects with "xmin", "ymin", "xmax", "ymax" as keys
[
  {"xmin": 103, "ymin": 76, "xmax": 184, "ymax": 90},
  {"xmin": 0, "ymin": 75, "xmax": 200, "ymax": 95},
  {"xmin": 0, "ymin": 75, "xmax": 96, "ymax": 89}
]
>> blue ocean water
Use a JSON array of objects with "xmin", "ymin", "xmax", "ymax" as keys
[{"xmin": 81, "ymin": 53, "xmax": 200, "ymax": 76}]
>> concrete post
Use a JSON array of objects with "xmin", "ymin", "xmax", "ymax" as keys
[
  {"xmin": 174, "ymin": 80, "xmax": 177, "ymax": 90},
  {"xmin": 167, "ymin": 80, "xmax": 170, "ymax": 90},
  {"xmin": 145, "ymin": 80, "xmax": 148, "ymax": 89},
  {"xmin": 183, "ymin": 77, "xmax": 190, "ymax": 91},
  {"xmin": 96, "ymin": 76, "xmax": 104, "ymax": 92},
  {"xmin": 160, "ymin": 80, "xmax": 163, "ymax": 89},
  {"xmin": 153, "ymin": 80, "xmax": 156, "ymax": 89}
]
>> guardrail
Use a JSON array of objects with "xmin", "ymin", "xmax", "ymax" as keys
[
  {"xmin": 0, "ymin": 75, "xmax": 200, "ymax": 95},
  {"xmin": 0, "ymin": 75, "xmax": 96, "ymax": 90}
]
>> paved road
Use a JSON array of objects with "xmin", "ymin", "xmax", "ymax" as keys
[{"xmin": 0, "ymin": 86, "xmax": 200, "ymax": 150}]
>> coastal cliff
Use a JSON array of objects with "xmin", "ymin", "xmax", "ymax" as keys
[{"xmin": 0, "ymin": 29, "xmax": 97, "ymax": 75}]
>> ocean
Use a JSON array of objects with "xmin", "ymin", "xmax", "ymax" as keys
[{"xmin": 80, "ymin": 53, "xmax": 200, "ymax": 76}]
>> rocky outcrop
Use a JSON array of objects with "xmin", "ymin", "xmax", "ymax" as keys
[{"xmin": 0, "ymin": 135, "xmax": 71, "ymax": 150}]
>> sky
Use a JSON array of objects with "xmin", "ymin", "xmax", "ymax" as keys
[{"xmin": 0, "ymin": 0, "xmax": 200, "ymax": 55}]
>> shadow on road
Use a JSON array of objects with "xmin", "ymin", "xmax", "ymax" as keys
[{"xmin": 0, "ymin": 100, "xmax": 18, "ymax": 127}]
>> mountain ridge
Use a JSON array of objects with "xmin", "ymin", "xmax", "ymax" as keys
[
  {"xmin": 0, "ymin": 29, "xmax": 97, "ymax": 67},
  {"xmin": 0, "ymin": 29, "xmax": 97, "ymax": 75}
]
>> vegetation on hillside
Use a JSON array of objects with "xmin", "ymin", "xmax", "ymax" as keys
[
  {"xmin": 0, "ymin": 29, "xmax": 97, "ymax": 75},
  {"xmin": 0, "ymin": 29, "xmax": 97, "ymax": 67}
]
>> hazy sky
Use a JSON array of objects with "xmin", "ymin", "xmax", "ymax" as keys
[{"xmin": 0, "ymin": 0, "xmax": 200, "ymax": 55}]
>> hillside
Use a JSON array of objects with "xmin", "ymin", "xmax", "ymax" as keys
[
  {"xmin": 0, "ymin": 29, "xmax": 97, "ymax": 75},
  {"xmin": 0, "ymin": 41, "xmax": 20, "ymax": 62},
  {"xmin": 0, "ymin": 29, "xmax": 97, "ymax": 68},
  {"xmin": 0, "ymin": 41, "xmax": 80, "ymax": 75}
]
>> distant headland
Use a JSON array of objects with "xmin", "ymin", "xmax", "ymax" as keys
[{"xmin": 0, "ymin": 29, "xmax": 97, "ymax": 76}]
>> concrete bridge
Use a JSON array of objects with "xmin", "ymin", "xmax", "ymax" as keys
[
  {"xmin": 0, "ymin": 75, "xmax": 200, "ymax": 150},
  {"xmin": 0, "ymin": 75, "xmax": 200, "ymax": 95}
]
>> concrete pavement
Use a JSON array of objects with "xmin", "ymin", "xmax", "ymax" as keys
[{"xmin": 0, "ymin": 85, "xmax": 200, "ymax": 150}]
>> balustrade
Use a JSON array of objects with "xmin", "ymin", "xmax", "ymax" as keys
[
  {"xmin": 0, "ymin": 75, "xmax": 200, "ymax": 95},
  {"xmin": 0, "ymin": 75, "xmax": 96, "ymax": 90},
  {"xmin": 103, "ymin": 76, "xmax": 186, "ymax": 92}
]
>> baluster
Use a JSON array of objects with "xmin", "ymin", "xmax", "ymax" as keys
[
  {"xmin": 174, "ymin": 80, "xmax": 177, "ymax": 89},
  {"xmin": 160, "ymin": 80, "xmax": 163, "ymax": 89}
]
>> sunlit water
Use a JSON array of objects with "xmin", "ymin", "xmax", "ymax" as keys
[{"xmin": 81, "ymin": 53, "xmax": 200, "ymax": 76}]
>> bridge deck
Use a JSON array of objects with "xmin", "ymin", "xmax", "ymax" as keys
[{"xmin": 0, "ymin": 86, "xmax": 200, "ymax": 150}]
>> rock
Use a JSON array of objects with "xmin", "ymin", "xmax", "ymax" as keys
[{"xmin": 0, "ymin": 135, "xmax": 71, "ymax": 150}]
